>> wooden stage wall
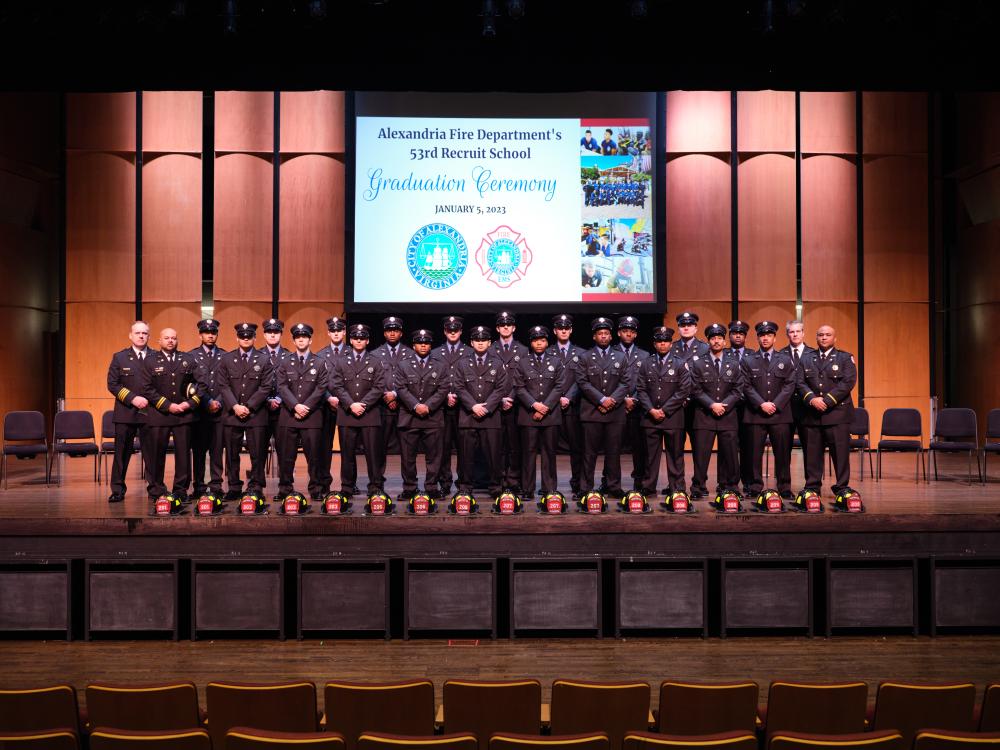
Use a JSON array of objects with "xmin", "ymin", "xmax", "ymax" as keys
[{"xmin": 62, "ymin": 90, "xmax": 937, "ymax": 444}]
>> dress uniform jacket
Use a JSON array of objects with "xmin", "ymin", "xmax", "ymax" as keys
[
  {"xmin": 139, "ymin": 351, "xmax": 203, "ymax": 424},
  {"xmin": 330, "ymin": 352, "xmax": 386, "ymax": 427},
  {"xmin": 455, "ymin": 353, "xmax": 510, "ymax": 429},
  {"xmin": 491, "ymin": 339, "xmax": 530, "ymax": 366},
  {"xmin": 217, "ymin": 349, "xmax": 275, "ymax": 427},
  {"xmin": 740, "ymin": 350, "xmax": 796, "ymax": 424},
  {"xmin": 550, "ymin": 343, "xmax": 583, "ymax": 402},
  {"xmin": 689, "ymin": 352, "xmax": 744, "ymax": 430},
  {"xmin": 636, "ymin": 352, "xmax": 691, "ymax": 429},
  {"xmin": 277, "ymin": 353, "xmax": 328, "ymax": 429},
  {"xmin": 107, "ymin": 348, "xmax": 150, "ymax": 424},
  {"xmin": 512, "ymin": 352, "xmax": 568, "ymax": 427},
  {"xmin": 371, "ymin": 343, "xmax": 415, "ymax": 391},
  {"xmin": 435, "ymin": 342, "xmax": 470, "ymax": 375},
  {"xmin": 673, "ymin": 338, "xmax": 710, "ymax": 363},
  {"xmin": 574, "ymin": 347, "xmax": 631, "ymax": 423},
  {"xmin": 796, "ymin": 349, "xmax": 857, "ymax": 425},
  {"xmin": 190, "ymin": 346, "xmax": 226, "ymax": 419},
  {"xmin": 316, "ymin": 344, "xmax": 348, "ymax": 400},
  {"xmin": 396, "ymin": 356, "xmax": 450, "ymax": 428}
]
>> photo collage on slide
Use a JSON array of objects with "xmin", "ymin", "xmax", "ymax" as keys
[{"xmin": 579, "ymin": 119, "xmax": 654, "ymax": 301}]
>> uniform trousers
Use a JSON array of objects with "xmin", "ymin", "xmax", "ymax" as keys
[
  {"xmin": 802, "ymin": 422, "xmax": 851, "ymax": 493},
  {"xmin": 458, "ymin": 428, "xmax": 501, "ymax": 497},
  {"xmin": 557, "ymin": 406, "xmax": 583, "ymax": 494},
  {"xmin": 224, "ymin": 424, "xmax": 268, "ymax": 494},
  {"xmin": 684, "ymin": 402, "xmax": 704, "ymax": 492},
  {"xmin": 340, "ymin": 424, "xmax": 384, "ymax": 496},
  {"xmin": 643, "ymin": 428, "xmax": 686, "ymax": 495},
  {"xmin": 747, "ymin": 422, "xmax": 793, "ymax": 495},
  {"xmin": 626, "ymin": 408, "xmax": 647, "ymax": 489},
  {"xmin": 145, "ymin": 424, "xmax": 191, "ymax": 498},
  {"xmin": 580, "ymin": 420, "xmax": 624, "ymax": 495},
  {"xmin": 521, "ymin": 425, "xmax": 558, "ymax": 497},
  {"xmin": 500, "ymin": 408, "xmax": 522, "ymax": 490},
  {"xmin": 110, "ymin": 422, "xmax": 146, "ymax": 496},
  {"xmin": 436, "ymin": 408, "xmax": 463, "ymax": 492},
  {"xmin": 738, "ymin": 413, "xmax": 754, "ymax": 492},
  {"xmin": 191, "ymin": 416, "xmax": 224, "ymax": 494},
  {"xmin": 318, "ymin": 407, "xmax": 337, "ymax": 494},
  {"xmin": 277, "ymin": 424, "xmax": 324, "ymax": 498},
  {"xmin": 399, "ymin": 425, "xmax": 443, "ymax": 496},
  {"xmin": 376, "ymin": 407, "xmax": 399, "ymax": 487},
  {"xmin": 692, "ymin": 428, "xmax": 739, "ymax": 490}
]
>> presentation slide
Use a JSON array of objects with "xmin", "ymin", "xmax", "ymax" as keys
[{"xmin": 351, "ymin": 93, "xmax": 657, "ymax": 307}]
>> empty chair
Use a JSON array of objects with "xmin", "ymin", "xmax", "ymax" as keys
[
  {"xmin": 655, "ymin": 681, "xmax": 759, "ymax": 735},
  {"xmin": 206, "ymin": 681, "xmax": 318, "ymax": 750},
  {"xmin": 0, "ymin": 684, "xmax": 79, "ymax": 733},
  {"xmin": 983, "ymin": 410, "xmax": 1000, "ymax": 484},
  {"xmin": 2, "ymin": 410, "xmax": 49, "ymax": 489},
  {"xmin": 324, "ymin": 679, "xmax": 435, "ymax": 750},
  {"xmin": 930, "ymin": 408, "xmax": 981, "ymax": 484},
  {"xmin": 358, "ymin": 733, "xmax": 478, "ymax": 750},
  {"xmin": 762, "ymin": 681, "xmax": 867, "ymax": 739},
  {"xmin": 89, "ymin": 727, "xmax": 211, "ymax": 749},
  {"xmin": 491, "ymin": 734, "xmax": 609, "ymax": 750},
  {"xmin": 442, "ymin": 680, "xmax": 542, "ymax": 750},
  {"xmin": 227, "ymin": 727, "xmax": 346, "ymax": 749},
  {"xmin": 871, "ymin": 681, "xmax": 976, "ymax": 745},
  {"xmin": 849, "ymin": 407, "xmax": 874, "ymax": 481},
  {"xmin": 85, "ymin": 681, "xmax": 202, "ymax": 732},
  {"xmin": 0, "ymin": 728, "xmax": 78, "ymax": 749},
  {"xmin": 769, "ymin": 731, "xmax": 904, "ymax": 750},
  {"xmin": 550, "ymin": 680, "xmax": 649, "ymax": 750},
  {"xmin": 877, "ymin": 408, "xmax": 926, "ymax": 482},
  {"xmin": 623, "ymin": 731, "xmax": 757, "ymax": 750},
  {"xmin": 915, "ymin": 730, "xmax": 1000, "ymax": 750},
  {"xmin": 49, "ymin": 410, "xmax": 100, "ymax": 483},
  {"xmin": 981, "ymin": 685, "xmax": 1000, "ymax": 731}
]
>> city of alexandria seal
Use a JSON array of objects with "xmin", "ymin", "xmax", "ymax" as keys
[{"xmin": 406, "ymin": 223, "xmax": 469, "ymax": 290}]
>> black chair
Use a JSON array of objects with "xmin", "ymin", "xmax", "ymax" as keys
[
  {"xmin": 849, "ymin": 407, "xmax": 873, "ymax": 481},
  {"xmin": 2, "ymin": 410, "xmax": 49, "ymax": 489},
  {"xmin": 983, "ymin": 409, "xmax": 1000, "ymax": 484},
  {"xmin": 929, "ymin": 408, "xmax": 981, "ymax": 484},
  {"xmin": 877, "ymin": 407, "xmax": 926, "ymax": 483},
  {"xmin": 49, "ymin": 410, "xmax": 99, "ymax": 483},
  {"xmin": 99, "ymin": 410, "xmax": 143, "ymax": 485}
]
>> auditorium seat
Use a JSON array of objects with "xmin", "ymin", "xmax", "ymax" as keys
[
  {"xmin": 49, "ymin": 410, "xmax": 100, "ymax": 483},
  {"xmin": 441, "ymin": 680, "xmax": 542, "ymax": 750},
  {"xmin": 358, "ymin": 732, "xmax": 479, "ymax": 750},
  {"xmin": 84, "ymin": 681, "xmax": 203, "ymax": 732},
  {"xmin": 490, "ymin": 733, "xmax": 610, "ymax": 750},
  {"xmin": 2, "ymin": 410, "xmax": 50, "ymax": 489},
  {"xmin": 0, "ymin": 684, "xmax": 80, "ymax": 734},
  {"xmin": 871, "ymin": 681, "xmax": 977, "ymax": 745},
  {"xmin": 982, "ymin": 410, "xmax": 1000, "ymax": 485},
  {"xmin": 769, "ymin": 730, "xmax": 905, "ymax": 750},
  {"xmin": 623, "ymin": 731, "xmax": 757, "ymax": 750},
  {"xmin": 981, "ymin": 685, "xmax": 1000, "ymax": 731},
  {"xmin": 549, "ymin": 679, "xmax": 650, "ymax": 750},
  {"xmin": 205, "ymin": 681, "xmax": 318, "ymax": 750},
  {"xmin": 877, "ymin": 408, "xmax": 926, "ymax": 483},
  {"xmin": 227, "ymin": 727, "xmax": 346, "ymax": 749},
  {"xmin": 915, "ymin": 729, "xmax": 1000, "ymax": 750},
  {"xmin": 323, "ymin": 679, "xmax": 435, "ymax": 750},
  {"xmin": 762, "ymin": 681, "xmax": 868, "ymax": 739},
  {"xmin": 0, "ymin": 728, "xmax": 79, "ymax": 749},
  {"xmin": 930, "ymin": 408, "xmax": 981, "ymax": 484},
  {"xmin": 655, "ymin": 681, "xmax": 759, "ymax": 735},
  {"xmin": 89, "ymin": 727, "xmax": 211, "ymax": 749}
]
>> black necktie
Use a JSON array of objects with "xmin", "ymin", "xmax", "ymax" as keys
[
  {"xmin": 478, "ymin": 356, "xmax": 485, "ymax": 368},
  {"xmin": 715, "ymin": 358, "xmax": 722, "ymax": 376},
  {"xmin": 764, "ymin": 352, "xmax": 770, "ymax": 364},
  {"xmin": 138, "ymin": 351, "xmax": 144, "ymax": 361},
  {"xmin": 269, "ymin": 351, "xmax": 276, "ymax": 364},
  {"xmin": 420, "ymin": 359, "xmax": 426, "ymax": 369},
  {"xmin": 504, "ymin": 343, "xmax": 510, "ymax": 353},
  {"xmin": 300, "ymin": 356, "xmax": 305, "ymax": 367},
  {"xmin": 242, "ymin": 352, "xmax": 249, "ymax": 364},
  {"xmin": 560, "ymin": 348, "xmax": 568, "ymax": 359},
  {"xmin": 793, "ymin": 349, "xmax": 800, "ymax": 365}
]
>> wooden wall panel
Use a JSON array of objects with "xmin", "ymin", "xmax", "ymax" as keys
[
  {"xmin": 737, "ymin": 154, "xmax": 796, "ymax": 301},
  {"xmin": 213, "ymin": 302, "xmax": 274, "ymax": 350},
  {"xmin": 213, "ymin": 154, "xmax": 273, "ymax": 301},
  {"xmin": 67, "ymin": 93, "xmax": 136, "ymax": 151},
  {"xmin": 0, "ymin": 93, "xmax": 61, "ymax": 171},
  {"xmin": 665, "ymin": 302, "xmax": 732, "ymax": 334},
  {"xmin": 863, "ymin": 302, "xmax": 929, "ymax": 400},
  {"xmin": 142, "ymin": 91, "xmax": 202, "ymax": 153},
  {"xmin": 66, "ymin": 152, "xmax": 135, "ymax": 302},
  {"xmin": 802, "ymin": 302, "xmax": 861, "ymax": 405},
  {"xmin": 665, "ymin": 91, "xmax": 730, "ymax": 153},
  {"xmin": 0, "ymin": 306, "xmax": 53, "ymax": 420},
  {"xmin": 278, "ymin": 155, "xmax": 344, "ymax": 302},
  {"xmin": 737, "ymin": 90, "xmax": 795, "ymax": 153},
  {"xmin": 143, "ymin": 303, "xmax": 203, "ymax": 352},
  {"xmin": 800, "ymin": 92, "xmax": 856, "ymax": 154},
  {"xmin": 865, "ymin": 397, "xmax": 932, "ymax": 448},
  {"xmin": 863, "ymin": 156, "xmax": 928, "ymax": 302},
  {"xmin": 801, "ymin": 155, "xmax": 857, "ymax": 301},
  {"xmin": 862, "ymin": 92, "xmax": 928, "ymax": 155},
  {"xmin": 957, "ymin": 93, "xmax": 1000, "ymax": 171},
  {"xmin": 951, "ymin": 302, "xmax": 1000, "ymax": 439},
  {"xmin": 952, "ymin": 218, "xmax": 1000, "ymax": 310},
  {"xmin": 665, "ymin": 154, "xmax": 731, "ymax": 301},
  {"xmin": 65, "ymin": 302, "xmax": 135, "ymax": 404},
  {"xmin": 215, "ymin": 91, "xmax": 273, "ymax": 152},
  {"xmin": 141, "ymin": 155, "xmax": 201, "ymax": 302},
  {"xmin": 278, "ymin": 303, "xmax": 344, "ymax": 334},
  {"xmin": 737, "ymin": 301, "xmax": 797, "ymax": 340},
  {"xmin": 280, "ymin": 91, "xmax": 345, "ymax": 153},
  {"xmin": 0, "ymin": 224, "xmax": 50, "ymax": 311}
]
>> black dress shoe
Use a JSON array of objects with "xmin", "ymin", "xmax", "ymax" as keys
[
  {"xmin": 274, "ymin": 492, "xmax": 288, "ymax": 502},
  {"xmin": 690, "ymin": 489, "xmax": 707, "ymax": 499},
  {"xmin": 108, "ymin": 493, "xmax": 124, "ymax": 503},
  {"xmin": 310, "ymin": 493, "xmax": 323, "ymax": 501},
  {"xmin": 224, "ymin": 490, "xmax": 242, "ymax": 501},
  {"xmin": 780, "ymin": 490, "xmax": 794, "ymax": 501}
]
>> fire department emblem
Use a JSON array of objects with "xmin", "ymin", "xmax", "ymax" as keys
[{"xmin": 475, "ymin": 225, "xmax": 533, "ymax": 289}]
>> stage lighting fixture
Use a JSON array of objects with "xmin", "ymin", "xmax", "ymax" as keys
[
  {"xmin": 308, "ymin": 0, "xmax": 327, "ymax": 19},
  {"xmin": 222, "ymin": 0, "xmax": 238, "ymax": 35},
  {"xmin": 630, "ymin": 0, "xmax": 647, "ymax": 19},
  {"xmin": 481, "ymin": 0, "xmax": 497, "ymax": 37},
  {"xmin": 506, "ymin": 0, "xmax": 525, "ymax": 19}
]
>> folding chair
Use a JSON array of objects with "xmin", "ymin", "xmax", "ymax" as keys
[
  {"xmin": 2, "ymin": 411, "xmax": 49, "ymax": 489},
  {"xmin": 982, "ymin": 410, "xmax": 1000, "ymax": 485},
  {"xmin": 849, "ymin": 407, "xmax": 874, "ymax": 481},
  {"xmin": 930, "ymin": 408, "xmax": 981, "ymax": 484},
  {"xmin": 49, "ymin": 410, "xmax": 99, "ymax": 483},
  {"xmin": 655, "ymin": 681, "xmax": 759, "ymax": 735},
  {"xmin": 323, "ymin": 680, "xmax": 435, "ymax": 750},
  {"xmin": 876, "ymin": 408, "xmax": 926, "ymax": 482}
]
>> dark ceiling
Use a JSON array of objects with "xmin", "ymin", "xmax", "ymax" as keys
[{"xmin": 0, "ymin": 0, "xmax": 997, "ymax": 90}]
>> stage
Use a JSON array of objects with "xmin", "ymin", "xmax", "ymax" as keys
[{"xmin": 2, "ymin": 452, "xmax": 999, "ymax": 640}]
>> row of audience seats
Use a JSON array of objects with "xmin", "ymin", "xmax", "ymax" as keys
[{"xmin": 1, "ymin": 679, "xmax": 999, "ymax": 750}]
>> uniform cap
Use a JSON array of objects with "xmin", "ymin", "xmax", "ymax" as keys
[
  {"xmin": 326, "ymin": 316, "xmax": 346, "ymax": 331},
  {"xmin": 591, "ymin": 317, "xmax": 613, "ymax": 332},
  {"xmin": 652, "ymin": 326, "xmax": 674, "ymax": 342},
  {"xmin": 755, "ymin": 320, "xmax": 778, "ymax": 335},
  {"xmin": 197, "ymin": 318, "xmax": 220, "ymax": 333},
  {"xmin": 705, "ymin": 323, "xmax": 727, "ymax": 338},
  {"xmin": 496, "ymin": 311, "xmax": 516, "ymax": 326},
  {"xmin": 442, "ymin": 315, "xmax": 464, "ymax": 331},
  {"xmin": 349, "ymin": 324, "xmax": 371, "ymax": 339},
  {"xmin": 617, "ymin": 315, "xmax": 639, "ymax": 330},
  {"xmin": 291, "ymin": 323, "xmax": 314, "ymax": 337},
  {"xmin": 262, "ymin": 318, "xmax": 284, "ymax": 332},
  {"xmin": 235, "ymin": 322, "xmax": 258, "ymax": 339},
  {"xmin": 552, "ymin": 314, "xmax": 574, "ymax": 328},
  {"xmin": 470, "ymin": 325, "xmax": 492, "ymax": 341},
  {"xmin": 382, "ymin": 316, "xmax": 403, "ymax": 330},
  {"xmin": 676, "ymin": 311, "xmax": 699, "ymax": 326},
  {"xmin": 529, "ymin": 326, "xmax": 550, "ymax": 340},
  {"xmin": 411, "ymin": 329, "xmax": 433, "ymax": 344},
  {"xmin": 728, "ymin": 320, "xmax": 750, "ymax": 334}
]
